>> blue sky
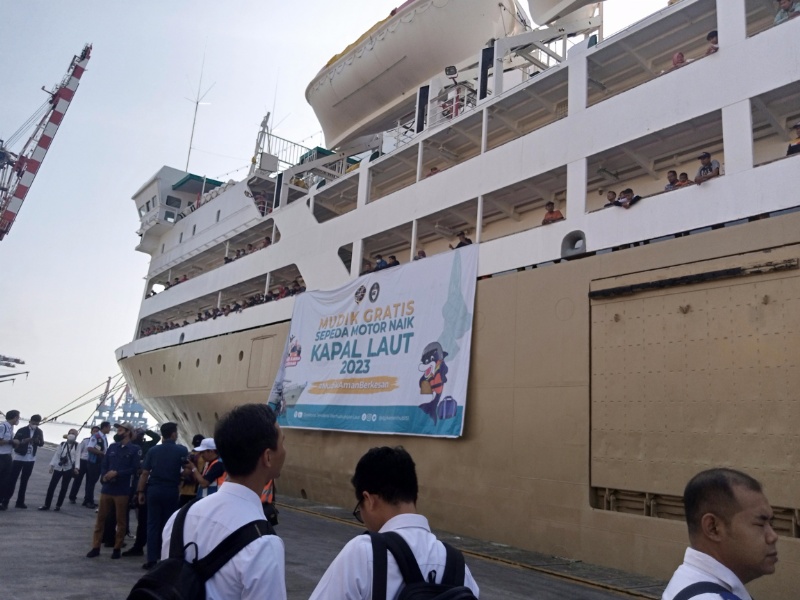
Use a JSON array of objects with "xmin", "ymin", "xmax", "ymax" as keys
[{"xmin": 0, "ymin": 0, "xmax": 666, "ymax": 424}]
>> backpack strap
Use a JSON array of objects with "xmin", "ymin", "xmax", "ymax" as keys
[
  {"xmin": 168, "ymin": 498, "xmax": 201, "ymax": 559},
  {"xmin": 193, "ymin": 519, "xmax": 273, "ymax": 582},
  {"xmin": 440, "ymin": 541, "xmax": 466, "ymax": 586},
  {"xmin": 381, "ymin": 531, "xmax": 426, "ymax": 583},
  {"xmin": 672, "ymin": 582, "xmax": 743, "ymax": 600},
  {"xmin": 369, "ymin": 532, "xmax": 389, "ymax": 600}
]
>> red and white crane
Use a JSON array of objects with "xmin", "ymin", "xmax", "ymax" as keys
[{"xmin": 0, "ymin": 43, "xmax": 92, "ymax": 240}]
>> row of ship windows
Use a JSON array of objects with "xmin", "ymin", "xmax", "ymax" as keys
[
  {"xmin": 137, "ymin": 349, "xmax": 245, "ymax": 378},
  {"xmin": 160, "ymin": 210, "xmax": 222, "ymax": 255}
]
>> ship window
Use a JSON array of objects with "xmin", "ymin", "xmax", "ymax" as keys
[
  {"xmin": 214, "ymin": 412, "xmax": 219, "ymax": 421},
  {"xmin": 138, "ymin": 369, "xmax": 141, "ymax": 377},
  {"xmin": 217, "ymin": 354, "xmax": 222, "ymax": 365},
  {"xmin": 179, "ymin": 232, "xmax": 183, "ymax": 243},
  {"xmin": 178, "ymin": 361, "xmax": 182, "ymax": 370},
  {"xmin": 146, "ymin": 200, "xmax": 151, "ymax": 212},
  {"xmin": 182, "ymin": 412, "xmax": 188, "ymax": 420},
  {"xmin": 196, "ymin": 358, "xmax": 200, "ymax": 368},
  {"xmin": 192, "ymin": 225, "xmax": 196, "ymax": 236},
  {"xmin": 238, "ymin": 351, "xmax": 244, "ymax": 361},
  {"xmin": 149, "ymin": 367, "xmax": 153, "ymax": 375},
  {"xmin": 151, "ymin": 195, "xmax": 158, "ymax": 206},
  {"xmin": 216, "ymin": 210, "xmax": 221, "ymax": 223},
  {"xmin": 161, "ymin": 243, "xmax": 165, "ymax": 254},
  {"xmin": 179, "ymin": 333, "xmax": 184, "ymax": 343},
  {"xmin": 165, "ymin": 196, "xmax": 182, "ymax": 209},
  {"xmin": 165, "ymin": 211, "xmax": 176, "ymax": 223},
  {"xmin": 162, "ymin": 364, "xmax": 166, "ymax": 372},
  {"xmin": 197, "ymin": 412, "xmax": 202, "ymax": 422},
  {"xmin": 138, "ymin": 205, "xmax": 147, "ymax": 218}
]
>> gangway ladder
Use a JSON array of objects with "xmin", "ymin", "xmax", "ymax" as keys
[{"xmin": 0, "ymin": 43, "xmax": 93, "ymax": 240}]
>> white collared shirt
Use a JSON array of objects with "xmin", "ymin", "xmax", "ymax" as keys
[
  {"xmin": 309, "ymin": 513, "xmax": 480, "ymax": 600},
  {"xmin": 661, "ymin": 547, "xmax": 752, "ymax": 600},
  {"xmin": 50, "ymin": 442, "xmax": 78, "ymax": 471},
  {"xmin": 0, "ymin": 422, "xmax": 13, "ymax": 456},
  {"xmin": 161, "ymin": 482, "xmax": 286, "ymax": 600},
  {"xmin": 78, "ymin": 437, "xmax": 91, "ymax": 461}
]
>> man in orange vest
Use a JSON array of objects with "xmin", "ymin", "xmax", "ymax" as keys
[
  {"xmin": 261, "ymin": 479, "xmax": 278, "ymax": 526},
  {"xmin": 184, "ymin": 438, "xmax": 225, "ymax": 498}
]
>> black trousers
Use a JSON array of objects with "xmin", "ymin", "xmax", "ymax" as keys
[
  {"xmin": 6, "ymin": 461, "xmax": 35, "ymax": 505},
  {"xmin": 69, "ymin": 458, "xmax": 88, "ymax": 501},
  {"xmin": 84, "ymin": 460, "xmax": 101, "ymax": 504},
  {"xmin": 44, "ymin": 470, "xmax": 73, "ymax": 508},
  {"xmin": 0, "ymin": 454, "xmax": 12, "ymax": 504},
  {"xmin": 133, "ymin": 498, "xmax": 148, "ymax": 550}
]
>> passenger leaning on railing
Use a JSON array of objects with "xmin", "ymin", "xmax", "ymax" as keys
[
  {"xmin": 774, "ymin": 0, "xmax": 800, "ymax": 25},
  {"xmin": 694, "ymin": 152, "xmax": 721, "ymax": 185},
  {"xmin": 787, "ymin": 122, "xmax": 800, "ymax": 156}
]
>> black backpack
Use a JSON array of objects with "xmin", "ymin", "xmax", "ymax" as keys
[
  {"xmin": 370, "ymin": 531, "xmax": 478, "ymax": 600},
  {"xmin": 127, "ymin": 499, "xmax": 273, "ymax": 600}
]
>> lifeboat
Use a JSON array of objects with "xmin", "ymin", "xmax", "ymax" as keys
[{"xmin": 306, "ymin": 0, "xmax": 531, "ymax": 150}]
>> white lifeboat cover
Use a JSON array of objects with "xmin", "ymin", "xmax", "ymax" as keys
[
  {"xmin": 526, "ymin": 0, "xmax": 600, "ymax": 25},
  {"xmin": 306, "ymin": 0, "xmax": 529, "ymax": 149}
]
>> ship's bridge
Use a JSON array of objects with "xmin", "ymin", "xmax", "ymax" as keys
[{"xmin": 132, "ymin": 166, "xmax": 223, "ymax": 254}]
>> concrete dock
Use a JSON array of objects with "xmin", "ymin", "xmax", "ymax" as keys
[{"xmin": 2, "ymin": 447, "xmax": 666, "ymax": 599}]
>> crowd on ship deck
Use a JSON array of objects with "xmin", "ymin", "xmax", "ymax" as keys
[
  {"xmin": 603, "ymin": 149, "xmax": 723, "ymax": 211},
  {"xmin": 138, "ymin": 280, "xmax": 305, "ymax": 338},
  {"xmin": 223, "ymin": 236, "xmax": 272, "ymax": 265}
]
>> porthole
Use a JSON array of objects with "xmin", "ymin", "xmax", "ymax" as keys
[
  {"xmin": 179, "ymin": 333, "xmax": 185, "ymax": 343},
  {"xmin": 138, "ymin": 369, "xmax": 141, "ymax": 376},
  {"xmin": 196, "ymin": 358, "xmax": 200, "ymax": 368},
  {"xmin": 149, "ymin": 367, "xmax": 153, "ymax": 375},
  {"xmin": 214, "ymin": 412, "xmax": 219, "ymax": 421},
  {"xmin": 238, "ymin": 351, "xmax": 244, "ymax": 361},
  {"xmin": 197, "ymin": 412, "xmax": 202, "ymax": 422},
  {"xmin": 162, "ymin": 364, "xmax": 166, "ymax": 372},
  {"xmin": 217, "ymin": 354, "xmax": 222, "ymax": 364},
  {"xmin": 178, "ymin": 361, "xmax": 182, "ymax": 370}
]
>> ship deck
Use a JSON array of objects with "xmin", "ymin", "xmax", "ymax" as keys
[{"xmin": 9, "ymin": 446, "xmax": 666, "ymax": 599}]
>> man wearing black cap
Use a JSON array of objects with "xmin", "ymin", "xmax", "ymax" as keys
[
  {"xmin": 694, "ymin": 152, "xmax": 720, "ymax": 185},
  {"xmin": 787, "ymin": 122, "xmax": 800, "ymax": 156},
  {"xmin": 134, "ymin": 422, "xmax": 188, "ymax": 569},
  {"xmin": 3, "ymin": 414, "xmax": 44, "ymax": 509}
]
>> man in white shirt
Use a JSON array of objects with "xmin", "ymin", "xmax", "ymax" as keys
[
  {"xmin": 161, "ymin": 403, "xmax": 287, "ymax": 599},
  {"xmin": 68, "ymin": 425, "xmax": 99, "ymax": 504},
  {"xmin": 0, "ymin": 410, "xmax": 21, "ymax": 510},
  {"xmin": 661, "ymin": 468, "xmax": 779, "ymax": 600},
  {"xmin": 309, "ymin": 446, "xmax": 480, "ymax": 600}
]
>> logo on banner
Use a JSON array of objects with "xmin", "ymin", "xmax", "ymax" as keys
[
  {"xmin": 416, "ymin": 341, "xmax": 458, "ymax": 425},
  {"xmin": 284, "ymin": 335, "xmax": 302, "ymax": 367}
]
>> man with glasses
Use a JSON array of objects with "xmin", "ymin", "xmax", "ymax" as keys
[{"xmin": 309, "ymin": 446, "xmax": 480, "ymax": 599}]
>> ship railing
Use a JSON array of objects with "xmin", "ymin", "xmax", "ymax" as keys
[
  {"xmin": 427, "ymin": 83, "xmax": 479, "ymax": 131},
  {"xmin": 263, "ymin": 133, "xmax": 313, "ymax": 172}
]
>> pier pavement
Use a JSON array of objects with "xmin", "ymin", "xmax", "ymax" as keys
[{"xmin": 2, "ymin": 447, "xmax": 666, "ymax": 599}]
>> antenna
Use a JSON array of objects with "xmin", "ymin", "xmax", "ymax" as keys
[{"xmin": 185, "ymin": 52, "xmax": 216, "ymax": 172}]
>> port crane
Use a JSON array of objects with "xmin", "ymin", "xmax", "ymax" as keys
[{"xmin": 0, "ymin": 43, "xmax": 92, "ymax": 240}]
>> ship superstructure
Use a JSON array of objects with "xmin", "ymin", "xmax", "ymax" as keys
[{"xmin": 118, "ymin": 1, "xmax": 800, "ymax": 596}]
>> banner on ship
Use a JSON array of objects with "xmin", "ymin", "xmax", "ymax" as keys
[{"xmin": 267, "ymin": 245, "xmax": 478, "ymax": 437}]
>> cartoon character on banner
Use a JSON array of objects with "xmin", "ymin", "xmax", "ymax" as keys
[{"xmin": 418, "ymin": 341, "xmax": 458, "ymax": 425}]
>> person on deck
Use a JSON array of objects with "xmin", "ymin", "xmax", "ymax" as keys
[
  {"xmin": 541, "ymin": 201, "xmax": 565, "ymax": 225},
  {"xmin": 694, "ymin": 152, "xmax": 721, "ymax": 185}
]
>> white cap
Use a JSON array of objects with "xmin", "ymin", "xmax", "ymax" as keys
[{"xmin": 194, "ymin": 438, "xmax": 216, "ymax": 452}]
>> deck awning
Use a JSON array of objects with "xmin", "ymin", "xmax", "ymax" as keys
[{"xmin": 171, "ymin": 173, "xmax": 224, "ymax": 194}]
